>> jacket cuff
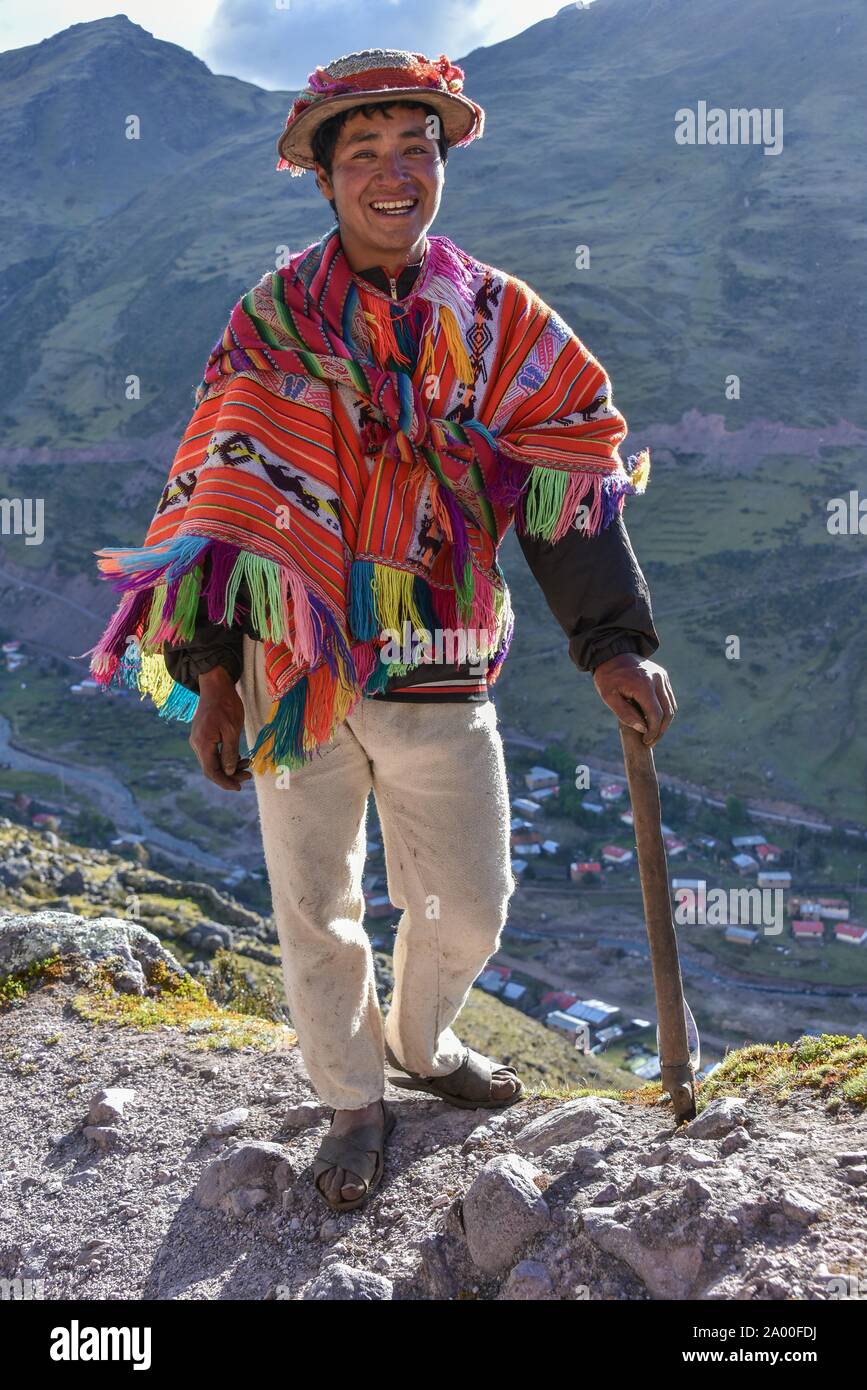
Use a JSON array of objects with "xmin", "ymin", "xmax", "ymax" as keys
[
  {"xmin": 572, "ymin": 632, "xmax": 658, "ymax": 675},
  {"xmin": 162, "ymin": 644, "xmax": 243, "ymax": 695}
]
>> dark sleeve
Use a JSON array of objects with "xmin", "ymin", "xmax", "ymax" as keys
[
  {"xmin": 162, "ymin": 555, "xmax": 252, "ymax": 695},
  {"xmin": 515, "ymin": 510, "xmax": 660, "ymax": 673}
]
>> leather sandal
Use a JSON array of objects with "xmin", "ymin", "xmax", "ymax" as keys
[
  {"xmin": 384, "ymin": 1040, "xmax": 525, "ymax": 1110},
  {"xmin": 312, "ymin": 1098, "xmax": 396, "ymax": 1213}
]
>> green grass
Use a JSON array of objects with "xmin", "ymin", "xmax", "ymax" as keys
[{"xmin": 696, "ymin": 1033, "xmax": 867, "ymax": 1111}]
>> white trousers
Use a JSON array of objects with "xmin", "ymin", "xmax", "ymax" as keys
[{"xmin": 237, "ymin": 635, "xmax": 517, "ymax": 1109}]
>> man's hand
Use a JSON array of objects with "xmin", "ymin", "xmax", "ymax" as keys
[
  {"xmin": 593, "ymin": 652, "xmax": 677, "ymax": 747},
  {"xmin": 189, "ymin": 665, "xmax": 253, "ymax": 790}
]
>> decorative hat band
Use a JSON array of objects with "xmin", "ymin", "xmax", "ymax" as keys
[{"xmin": 275, "ymin": 48, "xmax": 485, "ymax": 175}]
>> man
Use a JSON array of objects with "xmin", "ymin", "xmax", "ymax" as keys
[{"xmin": 90, "ymin": 49, "xmax": 675, "ymax": 1213}]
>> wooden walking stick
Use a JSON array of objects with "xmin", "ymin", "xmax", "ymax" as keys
[{"xmin": 619, "ymin": 724, "xmax": 698, "ymax": 1123}]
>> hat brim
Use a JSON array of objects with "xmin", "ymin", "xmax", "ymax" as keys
[{"xmin": 276, "ymin": 88, "xmax": 481, "ymax": 169}]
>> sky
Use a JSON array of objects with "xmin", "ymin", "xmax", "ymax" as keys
[{"xmin": 0, "ymin": 0, "xmax": 595, "ymax": 90}]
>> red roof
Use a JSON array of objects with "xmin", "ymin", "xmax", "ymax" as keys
[
  {"xmin": 574, "ymin": 861, "xmax": 601, "ymax": 873},
  {"xmin": 792, "ymin": 919, "xmax": 824, "ymax": 935},
  {"xmin": 541, "ymin": 991, "xmax": 579, "ymax": 1009},
  {"xmin": 834, "ymin": 923, "xmax": 867, "ymax": 941}
]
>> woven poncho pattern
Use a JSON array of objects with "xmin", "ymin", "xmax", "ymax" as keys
[{"xmin": 87, "ymin": 227, "xmax": 650, "ymax": 773}]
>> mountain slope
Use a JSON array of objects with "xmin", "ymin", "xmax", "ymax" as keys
[{"xmin": 0, "ymin": 0, "xmax": 865, "ymax": 818}]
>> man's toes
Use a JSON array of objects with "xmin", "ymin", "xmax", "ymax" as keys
[
  {"xmin": 321, "ymin": 1164, "xmax": 367, "ymax": 1201},
  {"xmin": 491, "ymin": 1072, "xmax": 518, "ymax": 1099}
]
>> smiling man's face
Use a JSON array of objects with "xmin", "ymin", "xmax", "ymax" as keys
[{"xmin": 313, "ymin": 102, "xmax": 445, "ymax": 276}]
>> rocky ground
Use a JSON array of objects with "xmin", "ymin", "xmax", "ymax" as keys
[{"xmin": 1, "ymin": 910, "xmax": 866, "ymax": 1301}]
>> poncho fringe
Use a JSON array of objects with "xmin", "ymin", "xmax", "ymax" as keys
[{"xmin": 85, "ymin": 228, "xmax": 650, "ymax": 773}]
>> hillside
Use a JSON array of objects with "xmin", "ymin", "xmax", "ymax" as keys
[
  {"xmin": 1, "ymin": 903, "xmax": 865, "ymax": 1300},
  {"xmin": 0, "ymin": 2, "xmax": 865, "ymax": 830},
  {"xmin": 0, "ymin": 818, "xmax": 630, "ymax": 1094}
]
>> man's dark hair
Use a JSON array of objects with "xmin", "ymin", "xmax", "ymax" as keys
[{"xmin": 310, "ymin": 99, "xmax": 449, "ymax": 216}]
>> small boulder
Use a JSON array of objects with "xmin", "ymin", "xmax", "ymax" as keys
[
  {"xmin": 461, "ymin": 1153, "xmax": 551, "ymax": 1275},
  {"xmin": 204, "ymin": 1107, "xmax": 250, "ymax": 1139},
  {"xmin": 684, "ymin": 1097, "xmax": 748, "ymax": 1141},
  {"xmin": 87, "ymin": 1087, "xmax": 137, "ymax": 1126},
  {"xmin": 499, "ymin": 1259, "xmax": 555, "ymax": 1300},
  {"xmin": 300, "ymin": 1262, "xmax": 394, "ymax": 1300},
  {"xmin": 512, "ymin": 1097, "xmax": 623, "ymax": 1157}
]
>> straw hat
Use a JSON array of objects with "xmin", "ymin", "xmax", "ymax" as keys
[{"xmin": 275, "ymin": 48, "xmax": 485, "ymax": 175}]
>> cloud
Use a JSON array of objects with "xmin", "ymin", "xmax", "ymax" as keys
[{"xmin": 200, "ymin": 0, "xmax": 570, "ymax": 90}]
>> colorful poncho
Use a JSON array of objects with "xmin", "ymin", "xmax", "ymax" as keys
[{"xmin": 87, "ymin": 226, "xmax": 650, "ymax": 774}]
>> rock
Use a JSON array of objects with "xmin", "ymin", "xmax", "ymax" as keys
[
  {"xmin": 83, "ymin": 1125, "xmax": 122, "ymax": 1152},
  {"xmin": 512, "ymin": 1097, "xmax": 623, "ymax": 1157},
  {"xmin": 590, "ymin": 1182, "xmax": 621, "ymax": 1205},
  {"xmin": 461, "ymin": 1153, "xmax": 551, "ymax": 1275},
  {"xmin": 499, "ymin": 1259, "xmax": 555, "ymax": 1300},
  {"xmin": 638, "ymin": 1143, "xmax": 673, "ymax": 1166},
  {"xmin": 0, "ymin": 911, "xmax": 187, "ymax": 993},
  {"xmin": 539, "ymin": 1141, "xmax": 606, "ymax": 1175},
  {"xmin": 300, "ymin": 1262, "xmax": 394, "ymax": 1300},
  {"xmin": 75, "ymin": 1239, "xmax": 111, "ymax": 1266},
  {"xmin": 281, "ymin": 1100, "xmax": 330, "ymax": 1128},
  {"xmin": 781, "ymin": 1189, "xmax": 822, "ymax": 1224},
  {"xmin": 415, "ymin": 1233, "xmax": 461, "ymax": 1299},
  {"xmin": 204, "ymin": 1107, "xmax": 249, "ymax": 1138},
  {"xmin": 720, "ymin": 1126, "xmax": 752, "ymax": 1155},
  {"xmin": 194, "ymin": 1141, "xmax": 291, "ymax": 1212},
  {"xmin": 87, "ymin": 1087, "xmax": 137, "ymax": 1126},
  {"xmin": 59, "ymin": 868, "xmax": 86, "ymax": 894},
  {"xmin": 837, "ymin": 1151, "xmax": 867, "ymax": 1167},
  {"xmin": 227, "ymin": 1187, "xmax": 270, "ymax": 1218},
  {"xmin": 684, "ymin": 1175, "xmax": 713, "ymax": 1203},
  {"xmin": 840, "ymin": 1165, "xmax": 867, "ymax": 1187},
  {"xmin": 198, "ymin": 920, "xmax": 234, "ymax": 953},
  {"xmin": 113, "ymin": 971, "xmax": 145, "ymax": 995},
  {"xmin": 678, "ymin": 1147, "xmax": 717, "ymax": 1169},
  {"xmin": 461, "ymin": 1125, "xmax": 494, "ymax": 1154},
  {"xmin": 685, "ymin": 1097, "xmax": 748, "ymax": 1141},
  {"xmin": 582, "ymin": 1207, "xmax": 704, "ymax": 1299}
]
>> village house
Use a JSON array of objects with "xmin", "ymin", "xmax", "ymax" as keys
[
  {"xmin": 540, "ymin": 990, "xmax": 579, "ymax": 1012},
  {"xmin": 528, "ymin": 785, "xmax": 559, "ymax": 804},
  {"xmin": 363, "ymin": 893, "xmax": 395, "ymax": 920},
  {"xmin": 788, "ymin": 895, "xmax": 850, "ymax": 921},
  {"xmin": 600, "ymin": 781, "xmax": 625, "ymax": 802},
  {"xmin": 731, "ymin": 852, "xmax": 759, "ymax": 875},
  {"xmin": 476, "ymin": 964, "xmax": 511, "ymax": 993},
  {"xmin": 756, "ymin": 842, "xmax": 783, "ymax": 864},
  {"xmin": 510, "ymin": 826, "xmax": 543, "ymax": 847},
  {"xmin": 524, "ymin": 766, "xmax": 560, "ymax": 792},
  {"xmin": 757, "ymin": 869, "xmax": 792, "ymax": 889},
  {"xmin": 791, "ymin": 919, "xmax": 825, "ymax": 941},
  {"xmin": 501, "ymin": 981, "xmax": 528, "ymax": 1005},
  {"xmin": 834, "ymin": 922, "xmax": 867, "ymax": 945},
  {"xmin": 570, "ymin": 860, "xmax": 602, "ymax": 882},
  {"xmin": 725, "ymin": 924, "xmax": 759, "ymax": 945},
  {"xmin": 511, "ymin": 798, "xmax": 541, "ymax": 817},
  {"xmin": 602, "ymin": 844, "xmax": 633, "ymax": 867},
  {"xmin": 564, "ymin": 999, "xmax": 621, "ymax": 1029}
]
